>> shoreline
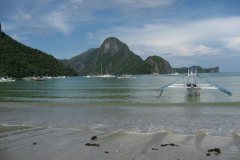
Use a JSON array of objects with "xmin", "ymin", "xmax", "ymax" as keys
[
  {"xmin": 0, "ymin": 125, "xmax": 240, "ymax": 160},
  {"xmin": 1, "ymin": 102, "xmax": 240, "ymax": 159},
  {"xmin": 1, "ymin": 102, "xmax": 240, "ymax": 138}
]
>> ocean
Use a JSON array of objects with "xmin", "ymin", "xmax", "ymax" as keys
[{"xmin": 0, "ymin": 73, "xmax": 240, "ymax": 137}]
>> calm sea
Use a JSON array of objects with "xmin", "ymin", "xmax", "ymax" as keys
[{"xmin": 0, "ymin": 73, "xmax": 240, "ymax": 136}]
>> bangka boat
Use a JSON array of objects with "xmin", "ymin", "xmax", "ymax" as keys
[{"xmin": 159, "ymin": 69, "xmax": 232, "ymax": 97}]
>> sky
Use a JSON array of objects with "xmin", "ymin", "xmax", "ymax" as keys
[{"xmin": 1, "ymin": 0, "xmax": 240, "ymax": 71}]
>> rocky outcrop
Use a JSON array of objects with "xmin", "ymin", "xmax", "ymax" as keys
[{"xmin": 175, "ymin": 66, "xmax": 219, "ymax": 73}]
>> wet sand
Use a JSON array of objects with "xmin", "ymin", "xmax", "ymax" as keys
[{"xmin": 0, "ymin": 125, "xmax": 239, "ymax": 160}]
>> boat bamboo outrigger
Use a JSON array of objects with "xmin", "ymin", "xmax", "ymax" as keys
[{"xmin": 159, "ymin": 68, "xmax": 232, "ymax": 97}]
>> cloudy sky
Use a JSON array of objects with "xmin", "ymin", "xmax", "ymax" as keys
[{"xmin": 1, "ymin": 0, "xmax": 240, "ymax": 71}]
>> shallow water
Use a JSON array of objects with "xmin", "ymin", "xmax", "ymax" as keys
[
  {"xmin": 0, "ymin": 73, "xmax": 240, "ymax": 136},
  {"xmin": 0, "ymin": 73, "xmax": 239, "ymax": 104}
]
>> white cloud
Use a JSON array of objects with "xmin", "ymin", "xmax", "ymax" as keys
[
  {"xmin": 221, "ymin": 36, "xmax": 240, "ymax": 51},
  {"xmin": 1, "ymin": 22, "xmax": 16, "ymax": 31},
  {"xmin": 193, "ymin": 45, "xmax": 220, "ymax": 55},
  {"xmin": 114, "ymin": 0, "xmax": 176, "ymax": 9},
  {"xmin": 90, "ymin": 17, "xmax": 240, "ymax": 58},
  {"xmin": 41, "ymin": 0, "xmax": 85, "ymax": 35},
  {"xmin": 44, "ymin": 11, "xmax": 72, "ymax": 35},
  {"xmin": 11, "ymin": 10, "xmax": 32, "ymax": 21}
]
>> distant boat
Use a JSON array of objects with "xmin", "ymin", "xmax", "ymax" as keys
[
  {"xmin": 97, "ymin": 74, "xmax": 115, "ymax": 78},
  {"xmin": 169, "ymin": 72, "xmax": 179, "ymax": 76},
  {"xmin": 117, "ymin": 74, "xmax": 134, "ymax": 79},
  {"xmin": 83, "ymin": 75, "xmax": 93, "ymax": 78},
  {"xmin": 0, "ymin": 77, "xmax": 15, "ymax": 82},
  {"xmin": 43, "ymin": 76, "xmax": 53, "ymax": 79},
  {"xmin": 96, "ymin": 64, "xmax": 115, "ymax": 78},
  {"xmin": 169, "ymin": 69, "xmax": 179, "ymax": 76},
  {"xmin": 54, "ymin": 76, "xmax": 66, "ymax": 79},
  {"xmin": 29, "ymin": 76, "xmax": 45, "ymax": 81},
  {"xmin": 153, "ymin": 72, "xmax": 159, "ymax": 76}
]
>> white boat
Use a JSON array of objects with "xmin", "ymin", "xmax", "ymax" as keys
[
  {"xmin": 95, "ymin": 64, "xmax": 115, "ymax": 78},
  {"xmin": 184, "ymin": 71, "xmax": 200, "ymax": 96},
  {"xmin": 98, "ymin": 74, "xmax": 115, "ymax": 78},
  {"xmin": 31, "ymin": 77, "xmax": 45, "ymax": 81},
  {"xmin": 159, "ymin": 68, "xmax": 232, "ymax": 97},
  {"xmin": 43, "ymin": 76, "xmax": 53, "ymax": 79},
  {"xmin": 169, "ymin": 69, "xmax": 179, "ymax": 76},
  {"xmin": 117, "ymin": 74, "xmax": 134, "ymax": 79},
  {"xmin": 0, "ymin": 77, "xmax": 15, "ymax": 82},
  {"xmin": 153, "ymin": 72, "xmax": 159, "ymax": 76},
  {"xmin": 54, "ymin": 76, "xmax": 66, "ymax": 78},
  {"xmin": 84, "ymin": 75, "xmax": 93, "ymax": 78},
  {"xmin": 169, "ymin": 72, "xmax": 179, "ymax": 76}
]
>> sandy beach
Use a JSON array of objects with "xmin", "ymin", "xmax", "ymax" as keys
[{"xmin": 0, "ymin": 124, "xmax": 239, "ymax": 160}]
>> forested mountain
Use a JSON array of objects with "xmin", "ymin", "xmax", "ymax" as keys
[
  {"xmin": 0, "ymin": 32, "xmax": 77, "ymax": 78},
  {"xmin": 63, "ymin": 37, "xmax": 172, "ymax": 75}
]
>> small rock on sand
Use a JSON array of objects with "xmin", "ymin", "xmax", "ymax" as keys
[
  {"xmin": 161, "ymin": 143, "xmax": 179, "ymax": 147},
  {"xmin": 206, "ymin": 148, "xmax": 221, "ymax": 156},
  {"xmin": 91, "ymin": 136, "xmax": 97, "ymax": 141},
  {"xmin": 85, "ymin": 143, "xmax": 100, "ymax": 147}
]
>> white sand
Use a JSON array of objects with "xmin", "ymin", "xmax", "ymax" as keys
[{"xmin": 0, "ymin": 125, "xmax": 239, "ymax": 160}]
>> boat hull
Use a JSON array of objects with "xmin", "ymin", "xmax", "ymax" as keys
[{"xmin": 186, "ymin": 87, "xmax": 200, "ymax": 96}]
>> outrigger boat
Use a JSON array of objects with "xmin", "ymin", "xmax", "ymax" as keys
[{"xmin": 159, "ymin": 69, "xmax": 232, "ymax": 97}]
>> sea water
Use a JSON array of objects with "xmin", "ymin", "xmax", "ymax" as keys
[{"xmin": 0, "ymin": 73, "xmax": 240, "ymax": 136}]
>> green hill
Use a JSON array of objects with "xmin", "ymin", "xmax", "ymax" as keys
[
  {"xmin": 140, "ymin": 56, "xmax": 172, "ymax": 74},
  {"xmin": 0, "ymin": 32, "xmax": 77, "ymax": 78},
  {"xmin": 63, "ymin": 37, "xmax": 172, "ymax": 75}
]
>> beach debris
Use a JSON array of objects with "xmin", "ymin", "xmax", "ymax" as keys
[
  {"xmin": 91, "ymin": 136, "xmax": 98, "ymax": 141},
  {"xmin": 104, "ymin": 151, "xmax": 109, "ymax": 154},
  {"xmin": 32, "ymin": 142, "xmax": 37, "ymax": 145},
  {"xmin": 151, "ymin": 147, "xmax": 159, "ymax": 150},
  {"xmin": 85, "ymin": 143, "xmax": 100, "ymax": 147},
  {"xmin": 160, "ymin": 143, "xmax": 179, "ymax": 147},
  {"xmin": 206, "ymin": 148, "xmax": 221, "ymax": 156}
]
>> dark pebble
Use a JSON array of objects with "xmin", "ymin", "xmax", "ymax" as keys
[
  {"xmin": 152, "ymin": 147, "xmax": 158, "ymax": 150},
  {"xmin": 91, "ymin": 136, "xmax": 97, "ymax": 141},
  {"xmin": 160, "ymin": 143, "xmax": 179, "ymax": 147},
  {"xmin": 33, "ymin": 142, "xmax": 37, "ymax": 145},
  {"xmin": 104, "ymin": 151, "xmax": 109, "ymax": 154},
  {"xmin": 206, "ymin": 153, "xmax": 211, "ymax": 156},
  {"xmin": 207, "ymin": 148, "xmax": 221, "ymax": 155},
  {"xmin": 85, "ymin": 143, "xmax": 100, "ymax": 147}
]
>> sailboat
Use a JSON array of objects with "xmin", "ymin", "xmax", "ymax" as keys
[
  {"xmin": 169, "ymin": 69, "xmax": 179, "ymax": 76},
  {"xmin": 96, "ymin": 63, "xmax": 115, "ymax": 78}
]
